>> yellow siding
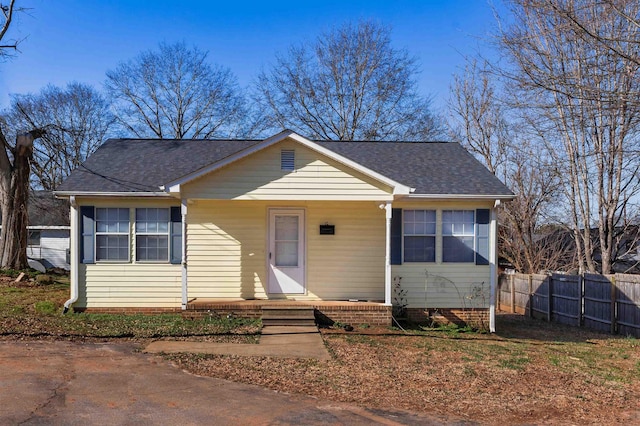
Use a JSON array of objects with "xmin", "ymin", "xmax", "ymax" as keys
[
  {"xmin": 76, "ymin": 198, "xmax": 182, "ymax": 308},
  {"xmin": 187, "ymin": 200, "xmax": 385, "ymax": 301},
  {"xmin": 78, "ymin": 263, "xmax": 182, "ymax": 308},
  {"xmin": 182, "ymin": 139, "xmax": 393, "ymax": 200},
  {"xmin": 391, "ymin": 200, "xmax": 495, "ymax": 309}
]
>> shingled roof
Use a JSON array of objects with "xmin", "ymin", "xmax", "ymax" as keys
[{"xmin": 56, "ymin": 134, "xmax": 512, "ymax": 197}]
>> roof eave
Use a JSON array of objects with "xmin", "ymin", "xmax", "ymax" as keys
[
  {"xmin": 398, "ymin": 193, "xmax": 516, "ymax": 201},
  {"xmin": 54, "ymin": 191, "xmax": 175, "ymax": 198}
]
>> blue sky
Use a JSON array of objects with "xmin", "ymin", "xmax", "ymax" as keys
[{"xmin": 0, "ymin": 0, "xmax": 505, "ymax": 112}]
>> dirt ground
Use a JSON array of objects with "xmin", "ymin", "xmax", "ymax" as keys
[{"xmin": 169, "ymin": 315, "xmax": 640, "ymax": 425}]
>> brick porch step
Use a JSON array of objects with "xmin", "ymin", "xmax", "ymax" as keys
[{"xmin": 261, "ymin": 305, "xmax": 316, "ymax": 326}]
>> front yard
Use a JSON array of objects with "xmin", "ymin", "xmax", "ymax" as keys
[{"xmin": 1, "ymin": 272, "xmax": 639, "ymax": 424}]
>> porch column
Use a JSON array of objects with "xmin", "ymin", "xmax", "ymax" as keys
[
  {"xmin": 384, "ymin": 202, "xmax": 392, "ymax": 305},
  {"xmin": 489, "ymin": 201, "xmax": 500, "ymax": 332},
  {"xmin": 181, "ymin": 199, "xmax": 188, "ymax": 310}
]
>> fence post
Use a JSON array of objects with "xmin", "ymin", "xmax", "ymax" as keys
[
  {"xmin": 610, "ymin": 275, "xmax": 617, "ymax": 335},
  {"xmin": 510, "ymin": 274, "xmax": 516, "ymax": 314},
  {"xmin": 579, "ymin": 274, "xmax": 584, "ymax": 326},
  {"xmin": 528, "ymin": 275, "xmax": 533, "ymax": 318},
  {"xmin": 547, "ymin": 275, "xmax": 553, "ymax": 322}
]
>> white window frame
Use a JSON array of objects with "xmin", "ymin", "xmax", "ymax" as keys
[
  {"xmin": 135, "ymin": 208, "xmax": 170, "ymax": 263},
  {"xmin": 95, "ymin": 207, "xmax": 130, "ymax": 262},
  {"xmin": 403, "ymin": 209, "xmax": 436, "ymax": 263},
  {"xmin": 442, "ymin": 209, "xmax": 475, "ymax": 263}
]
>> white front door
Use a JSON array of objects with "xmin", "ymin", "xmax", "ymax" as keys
[{"xmin": 268, "ymin": 209, "xmax": 305, "ymax": 294}]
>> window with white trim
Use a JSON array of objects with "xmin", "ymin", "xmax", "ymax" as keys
[
  {"xmin": 403, "ymin": 210, "xmax": 436, "ymax": 262},
  {"xmin": 442, "ymin": 210, "xmax": 475, "ymax": 262},
  {"xmin": 95, "ymin": 208, "xmax": 130, "ymax": 261},
  {"xmin": 135, "ymin": 208, "xmax": 169, "ymax": 262}
]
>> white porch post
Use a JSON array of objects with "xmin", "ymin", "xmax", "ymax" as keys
[
  {"xmin": 489, "ymin": 201, "xmax": 500, "ymax": 332},
  {"xmin": 181, "ymin": 199, "xmax": 188, "ymax": 310},
  {"xmin": 384, "ymin": 202, "xmax": 392, "ymax": 306}
]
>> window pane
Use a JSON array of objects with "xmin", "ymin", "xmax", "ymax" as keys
[
  {"xmin": 275, "ymin": 216, "xmax": 298, "ymax": 241},
  {"xmin": 425, "ymin": 222, "xmax": 436, "ymax": 235},
  {"xmin": 275, "ymin": 241, "xmax": 298, "ymax": 266},
  {"xmin": 443, "ymin": 236, "xmax": 475, "ymax": 262},
  {"xmin": 96, "ymin": 235, "xmax": 129, "ymax": 261},
  {"xmin": 136, "ymin": 235, "xmax": 169, "ymax": 261},
  {"xmin": 404, "ymin": 236, "xmax": 435, "ymax": 262}
]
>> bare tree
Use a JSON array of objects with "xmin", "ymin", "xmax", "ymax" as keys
[
  {"xmin": 498, "ymin": 0, "xmax": 640, "ymax": 274},
  {"xmin": 448, "ymin": 61, "xmax": 560, "ymax": 273},
  {"xmin": 449, "ymin": 60, "xmax": 509, "ymax": 175},
  {"xmin": 0, "ymin": 1, "xmax": 47, "ymax": 269},
  {"xmin": 4, "ymin": 82, "xmax": 115, "ymax": 190},
  {"xmin": 255, "ymin": 20, "xmax": 443, "ymax": 141},
  {"xmin": 105, "ymin": 42, "xmax": 247, "ymax": 139}
]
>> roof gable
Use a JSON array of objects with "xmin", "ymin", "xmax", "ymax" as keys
[
  {"xmin": 180, "ymin": 137, "xmax": 395, "ymax": 200},
  {"xmin": 166, "ymin": 130, "xmax": 411, "ymax": 195}
]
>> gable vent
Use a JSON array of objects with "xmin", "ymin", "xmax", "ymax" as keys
[{"xmin": 281, "ymin": 149, "xmax": 295, "ymax": 171}]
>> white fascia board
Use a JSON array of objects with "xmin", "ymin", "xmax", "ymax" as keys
[
  {"xmin": 27, "ymin": 226, "xmax": 70, "ymax": 230},
  {"xmin": 54, "ymin": 191, "xmax": 175, "ymax": 198},
  {"xmin": 399, "ymin": 193, "xmax": 516, "ymax": 201},
  {"xmin": 164, "ymin": 130, "xmax": 411, "ymax": 195}
]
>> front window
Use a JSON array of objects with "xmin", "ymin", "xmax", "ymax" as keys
[
  {"xmin": 403, "ymin": 210, "xmax": 436, "ymax": 262},
  {"xmin": 442, "ymin": 210, "xmax": 475, "ymax": 262},
  {"xmin": 96, "ymin": 208, "xmax": 130, "ymax": 261},
  {"xmin": 136, "ymin": 208, "xmax": 169, "ymax": 261}
]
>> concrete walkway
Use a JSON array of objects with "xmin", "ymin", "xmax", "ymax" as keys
[{"xmin": 144, "ymin": 326, "xmax": 331, "ymax": 360}]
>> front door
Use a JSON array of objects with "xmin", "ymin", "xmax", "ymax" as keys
[{"xmin": 268, "ymin": 209, "xmax": 305, "ymax": 294}]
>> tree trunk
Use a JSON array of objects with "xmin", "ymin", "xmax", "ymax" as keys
[{"xmin": 0, "ymin": 132, "xmax": 39, "ymax": 270}]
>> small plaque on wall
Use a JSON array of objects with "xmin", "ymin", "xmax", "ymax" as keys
[{"xmin": 319, "ymin": 224, "xmax": 335, "ymax": 235}]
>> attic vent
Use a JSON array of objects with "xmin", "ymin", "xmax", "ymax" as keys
[{"xmin": 281, "ymin": 149, "xmax": 295, "ymax": 171}]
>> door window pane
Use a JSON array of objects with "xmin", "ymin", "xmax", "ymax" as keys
[{"xmin": 274, "ymin": 215, "xmax": 299, "ymax": 267}]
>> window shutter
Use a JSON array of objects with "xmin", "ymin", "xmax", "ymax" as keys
[
  {"xmin": 475, "ymin": 209, "xmax": 490, "ymax": 265},
  {"xmin": 80, "ymin": 206, "xmax": 95, "ymax": 264},
  {"xmin": 170, "ymin": 206, "xmax": 182, "ymax": 264},
  {"xmin": 391, "ymin": 208, "xmax": 402, "ymax": 265}
]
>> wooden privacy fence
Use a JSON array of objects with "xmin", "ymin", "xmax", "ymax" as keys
[{"xmin": 498, "ymin": 272, "xmax": 640, "ymax": 337}]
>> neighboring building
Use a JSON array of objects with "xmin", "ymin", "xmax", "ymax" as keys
[
  {"xmin": 27, "ymin": 191, "xmax": 71, "ymax": 270},
  {"xmin": 0, "ymin": 191, "xmax": 70, "ymax": 270},
  {"xmin": 55, "ymin": 130, "xmax": 514, "ymax": 330}
]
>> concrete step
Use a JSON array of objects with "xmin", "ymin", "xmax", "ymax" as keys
[
  {"xmin": 261, "ymin": 306, "xmax": 316, "ymax": 326},
  {"xmin": 261, "ymin": 318, "xmax": 317, "ymax": 326}
]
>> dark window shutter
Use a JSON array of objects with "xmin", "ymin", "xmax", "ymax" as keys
[
  {"xmin": 391, "ymin": 208, "xmax": 402, "ymax": 265},
  {"xmin": 476, "ymin": 209, "xmax": 490, "ymax": 265},
  {"xmin": 80, "ymin": 206, "xmax": 95, "ymax": 264},
  {"xmin": 170, "ymin": 206, "xmax": 182, "ymax": 264}
]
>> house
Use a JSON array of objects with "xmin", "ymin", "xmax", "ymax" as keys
[
  {"xmin": 54, "ymin": 130, "xmax": 513, "ymax": 330},
  {"xmin": 0, "ymin": 191, "xmax": 70, "ymax": 270}
]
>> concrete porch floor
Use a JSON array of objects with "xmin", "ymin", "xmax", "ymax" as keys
[
  {"xmin": 184, "ymin": 299, "xmax": 394, "ymax": 326},
  {"xmin": 186, "ymin": 298, "xmax": 386, "ymax": 309}
]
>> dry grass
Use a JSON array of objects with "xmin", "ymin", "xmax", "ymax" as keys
[
  {"xmin": 169, "ymin": 315, "xmax": 640, "ymax": 425},
  {"xmin": 3, "ymin": 273, "xmax": 639, "ymax": 423}
]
